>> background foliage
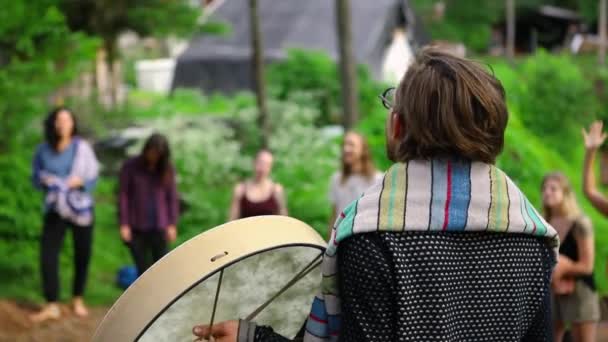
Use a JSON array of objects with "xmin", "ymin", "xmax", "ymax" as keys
[
  {"xmin": 412, "ymin": 0, "xmax": 600, "ymax": 53},
  {"xmin": 267, "ymin": 49, "xmax": 388, "ymax": 126},
  {"xmin": 4, "ymin": 45, "xmax": 608, "ymax": 303},
  {"xmin": 0, "ymin": 2, "xmax": 98, "ymax": 151},
  {"xmin": 3, "ymin": 0, "xmax": 608, "ymax": 306}
]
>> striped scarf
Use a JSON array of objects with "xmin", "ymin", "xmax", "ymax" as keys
[{"xmin": 303, "ymin": 159, "xmax": 559, "ymax": 341}]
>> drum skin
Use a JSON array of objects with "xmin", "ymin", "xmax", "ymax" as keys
[{"xmin": 93, "ymin": 216, "xmax": 326, "ymax": 342}]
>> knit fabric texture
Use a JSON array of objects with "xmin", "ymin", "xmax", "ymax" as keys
[{"xmin": 252, "ymin": 159, "xmax": 557, "ymax": 341}]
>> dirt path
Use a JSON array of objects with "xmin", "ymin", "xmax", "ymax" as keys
[
  {"xmin": 2, "ymin": 299, "xmax": 608, "ymax": 341},
  {"xmin": 598, "ymin": 323, "xmax": 608, "ymax": 342},
  {"xmin": 0, "ymin": 301, "xmax": 108, "ymax": 342}
]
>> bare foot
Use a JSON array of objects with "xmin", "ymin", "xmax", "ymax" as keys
[
  {"xmin": 29, "ymin": 303, "xmax": 61, "ymax": 323},
  {"xmin": 72, "ymin": 297, "xmax": 89, "ymax": 318}
]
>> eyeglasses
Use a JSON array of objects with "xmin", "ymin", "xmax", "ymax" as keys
[{"xmin": 379, "ymin": 87, "xmax": 396, "ymax": 110}]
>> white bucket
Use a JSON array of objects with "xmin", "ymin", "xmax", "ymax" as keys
[{"xmin": 135, "ymin": 58, "xmax": 176, "ymax": 94}]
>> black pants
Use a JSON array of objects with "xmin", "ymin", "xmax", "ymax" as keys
[
  {"xmin": 41, "ymin": 212, "xmax": 93, "ymax": 302},
  {"xmin": 128, "ymin": 229, "xmax": 167, "ymax": 275}
]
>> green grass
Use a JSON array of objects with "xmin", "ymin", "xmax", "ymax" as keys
[{"xmin": 127, "ymin": 89, "xmax": 256, "ymax": 119}]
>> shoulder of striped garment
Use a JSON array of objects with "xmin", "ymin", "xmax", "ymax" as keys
[{"xmin": 332, "ymin": 160, "xmax": 559, "ymax": 256}]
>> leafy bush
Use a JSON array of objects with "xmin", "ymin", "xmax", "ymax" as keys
[
  {"xmin": 0, "ymin": 148, "xmax": 42, "ymax": 240},
  {"xmin": 411, "ymin": 0, "xmax": 597, "ymax": 53},
  {"xmin": 128, "ymin": 88, "xmax": 256, "ymax": 118},
  {"xmin": 266, "ymin": 49, "xmax": 391, "ymax": 173},
  {"xmin": 510, "ymin": 51, "xmax": 597, "ymax": 157},
  {"xmin": 267, "ymin": 49, "xmax": 388, "ymax": 125},
  {"xmin": 267, "ymin": 50, "xmax": 339, "ymax": 124},
  {"xmin": 0, "ymin": 2, "xmax": 98, "ymax": 151},
  {"xmin": 0, "ymin": 145, "xmax": 44, "ymax": 301},
  {"xmin": 412, "ymin": 0, "xmax": 503, "ymax": 52}
]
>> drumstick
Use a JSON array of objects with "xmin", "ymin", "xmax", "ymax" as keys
[{"xmin": 245, "ymin": 252, "xmax": 323, "ymax": 321}]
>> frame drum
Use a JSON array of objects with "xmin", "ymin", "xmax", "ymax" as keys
[{"xmin": 93, "ymin": 216, "xmax": 326, "ymax": 341}]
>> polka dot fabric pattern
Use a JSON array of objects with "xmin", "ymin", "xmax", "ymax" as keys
[
  {"xmin": 337, "ymin": 232, "xmax": 554, "ymax": 342},
  {"xmin": 254, "ymin": 327, "xmax": 292, "ymax": 341},
  {"xmin": 253, "ymin": 231, "xmax": 554, "ymax": 342}
]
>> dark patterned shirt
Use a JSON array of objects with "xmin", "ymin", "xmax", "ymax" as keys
[{"xmin": 251, "ymin": 232, "xmax": 554, "ymax": 342}]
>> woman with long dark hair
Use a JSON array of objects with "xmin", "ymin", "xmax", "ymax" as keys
[
  {"xmin": 119, "ymin": 133, "xmax": 179, "ymax": 275},
  {"xmin": 327, "ymin": 132, "xmax": 382, "ymax": 236},
  {"xmin": 542, "ymin": 173, "xmax": 597, "ymax": 342},
  {"xmin": 31, "ymin": 107, "xmax": 99, "ymax": 322}
]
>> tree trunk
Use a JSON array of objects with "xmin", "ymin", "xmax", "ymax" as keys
[
  {"xmin": 249, "ymin": 0, "xmax": 270, "ymax": 149},
  {"xmin": 506, "ymin": 0, "xmax": 516, "ymax": 60},
  {"xmin": 600, "ymin": 0, "xmax": 607, "ymax": 66},
  {"xmin": 95, "ymin": 47, "xmax": 111, "ymax": 108},
  {"xmin": 95, "ymin": 39, "xmax": 122, "ymax": 109},
  {"xmin": 111, "ymin": 59, "xmax": 123, "ymax": 107},
  {"xmin": 336, "ymin": 0, "xmax": 359, "ymax": 130},
  {"xmin": 105, "ymin": 40, "xmax": 119, "ymax": 108}
]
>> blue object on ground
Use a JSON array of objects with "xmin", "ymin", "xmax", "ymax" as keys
[{"xmin": 117, "ymin": 265, "xmax": 139, "ymax": 289}]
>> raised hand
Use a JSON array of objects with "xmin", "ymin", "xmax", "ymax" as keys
[{"xmin": 582, "ymin": 121, "xmax": 607, "ymax": 150}]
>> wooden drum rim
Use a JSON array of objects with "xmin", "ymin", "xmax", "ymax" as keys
[{"xmin": 93, "ymin": 215, "xmax": 326, "ymax": 342}]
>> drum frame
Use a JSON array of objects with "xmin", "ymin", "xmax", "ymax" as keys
[{"xmin": 93, "ymin": 216, "xmax": 326, "ymax": 342}]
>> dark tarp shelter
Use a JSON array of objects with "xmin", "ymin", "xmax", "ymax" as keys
[
  {"xmin": 495, "ymin": 5, "xmax": 582, "ymax": 53},
  {"xmin": 172, "ymin": 0, "xmax": 427, "ymax": 94}
]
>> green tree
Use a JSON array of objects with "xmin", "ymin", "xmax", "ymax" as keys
[
  {"xmin": 0, "ymin": 1, "xmax": 98, "ymax": 152},
  {"xmin": 600, "ymin": 0, "xmax": 607, "ymax": 66},
  {"xmin": 336, "ymin": 0, "xmax": 359, "ymax": 129},
  {"xmin": 248, "ymin": 0, "xmax": 270, "ymax": 148},
  {"xmin": 506, "ymin": 0, "xmax": 516, "ymax": 60},
  {"xmin": 413, "ymin": 0, "xmax": 599, "ymax": 53},
  {"xmin": 0, "ymin": 3, "xmax": 97, "ymax": 293},
  {"xmin": 58, "ymin": 0, "xmax": 203, "ymax": 106},
  {"xmin": 412, "ymin": 0, "xmax": 504, "ymax": 52}
]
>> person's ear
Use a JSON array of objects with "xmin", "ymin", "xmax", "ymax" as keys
[{"xmin": 390, "ymin": 112, "xmax": 404, "ymax": 140}]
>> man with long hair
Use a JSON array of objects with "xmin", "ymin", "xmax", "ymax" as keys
[{"xmin": 194, "ymin": 48, "xmax": 558, "ymax": 342}]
